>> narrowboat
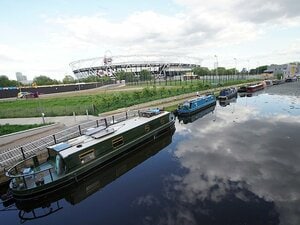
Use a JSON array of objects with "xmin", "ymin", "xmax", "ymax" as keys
[
  {"xmin": 178, "ymin": 105, "xmax": 215, "ymax": 124},
  {"xmin": 6, "ymin": 109, "xmax": 175, "ymax": 200},
  {"xmin": 237, "ymin": 86, "xmax": 247, "ymax": 93},
  {"xmin": 218, "ymin": 96, "xmax": 237, "ymax": 107},
  {"xmin": 176, "ymin": 94, "xmax": 216, "ymax": 116},
  {"xmin": 246, "ymin": 83, "xmax": 264, "ymax": 93},
  {"xmin": 13, "ymin": 127, "xmax": 175, "ymax": 220},
  {"xmin": 218, "ymin": 87, "xmax": 237, "ymax": 100}
]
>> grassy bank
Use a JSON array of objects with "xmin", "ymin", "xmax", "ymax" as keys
[
  {"xmin": 0, "ymin": 79, "xmax": 255, "ymax": 118},
  {"xmin": 0, "ymin": 124, "xmax": 51, "ymax": 136}
]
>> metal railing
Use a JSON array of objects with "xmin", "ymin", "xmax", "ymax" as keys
[{"xmin": 0, "ymin": 110, "xmax": 139, "ymax": 169}]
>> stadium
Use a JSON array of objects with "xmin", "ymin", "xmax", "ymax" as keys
[{"xmin": 69, "ymin": 54, "xmax": 202, "ymax": 80}]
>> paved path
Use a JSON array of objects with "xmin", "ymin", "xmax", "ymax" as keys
[{"xmin": 0, "ymin": 115, "xmax": 99, "ymax": 126}]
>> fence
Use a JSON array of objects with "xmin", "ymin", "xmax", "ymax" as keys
[{"xmin": 0, "ymin": 110, "xmax": 139, "ymax": 169}]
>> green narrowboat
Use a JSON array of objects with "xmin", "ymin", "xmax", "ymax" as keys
[
  {"xmin": 14, "ymin": 126, "xmax": 175, "ymax": 219},
  {"xmin": 6, "ymin": 109, "xmax": 175, "ymax": 200}
]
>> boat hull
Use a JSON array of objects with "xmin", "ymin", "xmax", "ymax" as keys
[
  {"xmin": 177, "ymin": 101, "xmax": 216, "ymax": 116},
  {"xmin": 246, "ymin": 84, "xmax": 264, "ymax": 93}
]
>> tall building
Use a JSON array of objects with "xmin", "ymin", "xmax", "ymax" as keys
[{"xmin": 16, "ymin": 72, "xmax": 27, "ymax": 82}]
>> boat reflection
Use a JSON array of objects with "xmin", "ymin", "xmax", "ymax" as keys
[
  {"xmin": 218, "ymin": 97, "xmax": 237, "ymax": 107},
  {"xmin": 177, "ymin": 105, "xmax": 216, "ymax": 124},
  {"xmin": 14, "ymin": 127, "xmax": 175, "ymax": 222}
]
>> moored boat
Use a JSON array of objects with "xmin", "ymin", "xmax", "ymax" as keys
[
  {"xmin": 176, "ymin": 94, "xmax": 216, "ymax": 116},
  {"xmin": 6, "ymin": 109, "xmax": 175, "ymax": 200},
  {"xmin": 178, "ymin": 105, "xmax": 215, "ymax": 124},
  {"xmin": 13, "ymin": 127, "xmax": 175, "ymax": 220},
  {"xmin": 237, "ymin": 86, "xmax": 247, "ymax": 93},
  {"xmin": 218, "ymin": 87, "xmax": 237, "ymax": 100},
  {"xmin": 246, "ymin": 83, "xmax": 264, "ymax": 93}
]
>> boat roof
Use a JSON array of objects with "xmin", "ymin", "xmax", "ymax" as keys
[
  {"xmin": 49, "ymin": 111, "xmax": 169, "ymax": 159},
  {"xmin": 188, "ymin": 94, "xmax": 214, "ymax": 103}
]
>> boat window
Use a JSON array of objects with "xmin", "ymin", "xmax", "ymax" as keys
[
  {"xmin": 79, "ymin": 149, "xmax": 95, "ymax": 164},
  {"xmin": 145, "ymin": 124, "xmax": 151, "ymax": 132},
  {"xmin": 112, "ymin": 136, "xmax": 124, "ymax": 148}
]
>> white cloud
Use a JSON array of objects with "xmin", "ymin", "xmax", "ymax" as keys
[{"xmin": 1, "ymin": 0, "xmax": 300, "ymax": 80}]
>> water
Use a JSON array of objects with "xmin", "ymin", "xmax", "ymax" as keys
[{"xmin": 1, "ymin": 82, "xmax": 300, "ymax": 225}]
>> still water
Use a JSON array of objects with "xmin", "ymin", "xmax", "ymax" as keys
[{"xmin": 1, "ymin": 82, "xmax": 300, "ymax": 225}]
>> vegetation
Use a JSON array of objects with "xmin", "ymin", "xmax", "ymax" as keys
[
  {"xmin": 0, "ymin": 79, "xmax": 256, "ymax": 118},
  {"xmin": 33, "ymin": 75, "xmax": 61, "ymax": 85},
  {"xmin": 0, "ymin": 123, "xmax": 51, "ymax": 136},
  {"xmin": 62, "ymin": 75, "xmax": 75, "ymax": 84},
  {"xmin": 249, "ymin": 65, "xmax": 268, "ymax": 75},
  {"xmin": 0, "ymin": 75, "xmax": 20, "ymax": 87}
]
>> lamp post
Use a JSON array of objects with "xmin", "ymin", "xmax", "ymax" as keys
[
  {"xmin": 234, "ymin": 58, "xmax": 237, "ymax": 80},
  {"xmin": 214, "ymin": 55, "xmax": 219, "ymax": 84},
  {"xmin": 247, "ymin": 59, "xmax": 250, "ymax": 79}
]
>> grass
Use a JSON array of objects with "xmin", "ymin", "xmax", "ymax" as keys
[
  {"xmin": 0, "ymin": 79, "xmax": 258, "ymax": 118},
  {"xmin": 0, "ymin": 123, "xmax": 52, "ymax": 136}
]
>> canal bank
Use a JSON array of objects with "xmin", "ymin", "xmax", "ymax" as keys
[{"xmin": 0, "ymin": 81, "xmax": 293, "ymax": 184}]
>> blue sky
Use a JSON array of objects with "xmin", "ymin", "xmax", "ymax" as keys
[{"xmin": 1, "ymin": 0, "xmax": 300, "ymax": 80}]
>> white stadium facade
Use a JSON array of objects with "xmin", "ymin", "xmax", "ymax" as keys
[{"xmin": 70, "ymin": 55, "xmax": 202, "ymax": 80}]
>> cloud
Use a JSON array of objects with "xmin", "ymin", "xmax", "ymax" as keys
[
  {"xmin": 172, "ymin": 105, "xmax": 300, "ymax": 224},
  {"xmin": 1, "ymin": 0, "xmax": 300, "ymax": 80},
  {"xmin": 47, "ymin": 7, "xmax": 260, "ymax": 57}
]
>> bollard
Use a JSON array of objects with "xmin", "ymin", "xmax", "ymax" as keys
[{"xmin": 41, "ymin": 113, "xmax": 45, "ymax": 124}]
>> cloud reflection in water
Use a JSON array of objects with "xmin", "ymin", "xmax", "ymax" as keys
[{"xmin": 173, "ymin": 101, "xmax": 300, "ymax": 225}]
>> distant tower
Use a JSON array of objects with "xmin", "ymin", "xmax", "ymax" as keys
[{"xmin": 16, "ymin": 72, "xmax": 27, "ymax": 82}]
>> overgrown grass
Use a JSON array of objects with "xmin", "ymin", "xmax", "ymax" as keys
[
  {"xmin": 0, "ymin": 79, "xmax": 256, "ymax": 118},
  {"xmin": 0, "ymin": 123, "xmax": 52, "ymax": 136}
]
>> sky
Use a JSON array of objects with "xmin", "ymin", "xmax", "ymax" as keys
[{"xmin": 1, "ymin": 0, "xmax": 300, "ymax": 81}]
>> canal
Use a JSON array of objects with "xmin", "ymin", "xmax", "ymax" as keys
[{"xmin": 1, "ymin": 82, "xmax": 300, "ymax": 225}]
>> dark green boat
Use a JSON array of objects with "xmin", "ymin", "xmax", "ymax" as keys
[
  {"xmin": 6, "ymin": 109, "xmax": 175, "ymax": 200},
  {"xmin": 14, "ymin": 126, "xmax": 175, "ymax": 221}
]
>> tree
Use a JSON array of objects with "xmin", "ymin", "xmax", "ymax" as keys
[
  {"xmin": 140, "ymin": 70, "xmax": 152, "ymax": 81},
  {"xmin": 33, "ymin": 75, "xmax": 60, "ymax": 85},
  {"xmin": 115, "ymin": 71, "xmax": 135, "ymax": 82},
  {"xmin": 192, "ymin": 67, "xmax": 210, "ymax": 76},
  {"xmin": 0, "ymin": 75, "xmax": 20, "ymax": 87},
  {"xmin": 62, "ymin": 75, "xmax": 75, "ymax": 84}
]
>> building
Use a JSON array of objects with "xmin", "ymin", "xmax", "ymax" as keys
[
  {"xmin": 70, "ymin": 55, "xmax": 202, "ymax": 80},
  {"xmin": 16, "ymin": 72, "xmax": 27, "ymax": 82},
  {"xmin": 267, "ymin": 63, "xmax": 300, "ymax": 79}
]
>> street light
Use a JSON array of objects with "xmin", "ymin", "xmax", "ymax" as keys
[
  {"xmin": 214, "ymin": 55, "xmax": 219, "ymax": 84},
  {"xmin": 247, "ymin": 59, "xmax": 250, "ymax": 79},
  {"xmin": 234, "ymin": 58, "xmax": 237, "ymax": 80}
]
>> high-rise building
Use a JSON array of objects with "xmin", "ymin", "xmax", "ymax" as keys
[{"xmin": 16, "ymin": 72, "xmax": 27, "ymax": 82}]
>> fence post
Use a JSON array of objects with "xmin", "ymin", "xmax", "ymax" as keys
[
  {"xmin": 104, "ymin": 118, "xmax": 108, "ymax": 128},
  {"xmin": 78, "ymin": 125, "xmax": 82, "ymax": 135},
  {"xmin": 53, "ymin": 134, "xmax": 57, "ymax": 144},
  {"xmin": 126, "ymin": 111, "xmax": 128, "ymax": 119},
  {"xmin": 20, "ymin": 147, "xmax": 26, "ymax": 160},
  {"xmin": 96, "ymin": 120, "xmax": 99, "ymax": 127},
  {"xmin": 112, "ymin": 116, "xmax": 115, "ymax": 124}
]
